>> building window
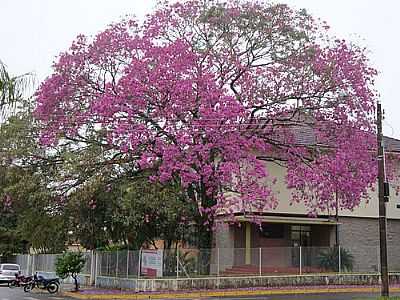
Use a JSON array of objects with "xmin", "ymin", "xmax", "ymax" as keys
[{"xmin": 291, "ymin": 225, "xmax": 311, "ymax": 247}]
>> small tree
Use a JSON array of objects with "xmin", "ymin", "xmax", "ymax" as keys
[{"xmin": 55, "ymin": 252, "xmax": 86, "ymax": 291}]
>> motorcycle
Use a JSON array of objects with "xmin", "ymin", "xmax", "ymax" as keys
[
  {"xmin": 23, "ymin": 273, "xmax": 60, "ymax": 294},
  {"xmin": 8, "ymin": 273, "xmax": 32, "ymax": 288}
]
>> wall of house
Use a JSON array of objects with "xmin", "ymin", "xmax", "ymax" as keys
[
  {"xmin": 254, "ymin": 224, "xmax": 292, "ymax": 268},
  {"xmin": 220, "ymin": 223, "xmax": 335, "ymax": 269},
  {"xmin": 338, "ymin": 216, "xmax": 400, "ymax": 272},
  {"xmin": 337, "ymin": 217, "xmax": 379, "ymax": 272},
  {"xmin": 232, "ymin": 225, "xmax": 255, "ymax": 266},
  {"xmin": 213, "ymin": 225, "xmax": 235, "ymax": 272},
  {"xmin": 387, "ymin": 219, "xmax": 400, "ymax": 271},
  {"xmin": 263, "ymin": 162, "xmax": 400, "ymax": 220},
  {"xmin": 213, "ymin": 217, "xmax": 400, "ymax": 274},
  {"xmin": 231, "ymin": 224, "xmax": 293, "ymax": 268},
  {"xmin": 311, "ymin": 225, "xmax": 335, "ymax": 247}
]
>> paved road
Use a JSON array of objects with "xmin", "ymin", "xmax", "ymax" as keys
[
  {"xmin": 0, "ymin": 284, "xmax": 72, "ymax": 300},
  {"xmin": 3, "ymin": 284, "xmax": 400, "ymax": 300}
]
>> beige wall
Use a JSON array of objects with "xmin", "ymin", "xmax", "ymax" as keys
[{"xmin": 265, "ymin": 162, "xmax": 400, "ymax": 219}]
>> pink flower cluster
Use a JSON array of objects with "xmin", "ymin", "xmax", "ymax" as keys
[{"xmin": 34, "ymin": 0, "xmax": 384, "ymax": 218}]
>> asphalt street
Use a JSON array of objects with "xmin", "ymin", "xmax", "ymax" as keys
[
  {"xmin": 3, "ymin": 284, "xmax": 400, "ymax": 300},
  {"xmin": 0, "ymin": 284, "xmax": 72, "ymax": 300}
]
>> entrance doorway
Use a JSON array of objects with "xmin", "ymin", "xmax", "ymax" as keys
[
  {"xmin": 291, "ymin": 225, "xmax": 311, "ymax": 267},
  {"xmin": 291, "ymin": 225, "xmax": 311, "ymax": 247}
]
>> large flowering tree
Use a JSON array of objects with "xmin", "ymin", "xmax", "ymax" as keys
[{"xmin": 35, "ymin": 0, "xmax": 379, "ymax": 223}]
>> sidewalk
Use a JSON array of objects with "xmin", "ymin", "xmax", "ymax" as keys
[{"xmin": 63, "ymin": 284, "xmax": 400, "ymax": 299}]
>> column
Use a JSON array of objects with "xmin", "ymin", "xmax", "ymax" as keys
[{"xmin": 245, "ymin": 222, "xmax": 251, "ymax": 264}]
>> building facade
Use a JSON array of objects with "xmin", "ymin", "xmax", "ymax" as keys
[{"xmin": 214, "ymin": 138, "xmax": 400, "ymax": 274}]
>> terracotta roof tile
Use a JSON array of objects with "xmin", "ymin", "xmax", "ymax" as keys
[{"xmin": 288, "ymin": 125, "xmax": 400, "ymax": 152}]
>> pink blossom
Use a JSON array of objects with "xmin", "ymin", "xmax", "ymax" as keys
[{"xmin": 34, "ymin": 0, "xmax": 386, "ymax": 220}]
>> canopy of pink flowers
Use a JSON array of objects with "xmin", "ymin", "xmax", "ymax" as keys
[{"xmin": 35, "ymin": 0, "xmax": 382, "ymax": 218}]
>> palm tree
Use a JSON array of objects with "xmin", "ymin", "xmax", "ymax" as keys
[{"xmin": 0, "ymin": 60, "xmax": 34, "ymax": 118}]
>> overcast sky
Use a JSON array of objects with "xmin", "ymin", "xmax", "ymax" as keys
[{"xmin": 1, "ymin": 0, "xmax": 399, "ymax": 137}]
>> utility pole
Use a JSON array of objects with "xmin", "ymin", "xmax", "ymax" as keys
[{"xmin": 377, "ymin": 101, "xmax": 389, "ymax": 297}]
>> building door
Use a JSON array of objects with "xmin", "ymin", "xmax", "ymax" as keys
[{"xmin": 291, "ymin": 225, "xmax": 311, "ymax": 267}]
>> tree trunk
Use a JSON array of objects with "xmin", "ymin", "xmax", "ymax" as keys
[{"xmin": 72, "ymin": 274, "xmax": 79, "ymax": 291}]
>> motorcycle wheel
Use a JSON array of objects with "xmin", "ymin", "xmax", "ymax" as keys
[
  {"xmin": 8, "ymin": 280, "xmax": 18, "ymax": 288},
  {"xmin": 47, "ymin": 282, "xmax": 59, "ymax": 294},
  {"xmin": 23, "ymin": 283, "xmax": 33, "ymax": 293}
]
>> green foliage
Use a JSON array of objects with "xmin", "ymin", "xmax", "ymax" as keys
[
  {"xmin": 55, "ymin": 252, "xmax": 86, "ymax": 291},
  {"xmin": 66, "ymin": 181, "xmax": 115, "ymax": 250},
  {"xmin": 55, "ymin": 252, "xmax": 86, "ymax": 278},
  {"xmin": 0, "ymin": 227, "xmax": 27, "ymax": 256},
  {"xmin": 317, "ymin": 247, "xmax": 354, "ymax": 272},
  {"xmin": 19, "ymin": 211, "xmax": 67, "ymax": 254},
  {"xmin": 0, "ymin": 162, "xmax": 68, "ymax": 254},
  {"xmin": 64, "ymin": 172, "xmax": 199, "ymax": 251},
  {"xmin": 115, "ymin": 176, "xmax": 199, "ymax": 250},
  {"xmin": 0, "ymin": 60, "xmax": 34, "ymax": 118},
  {"xmin": 0, "ymin": 106, "xmax": 69, "ymax": 254},
  {"xmin": 0, "ymin": 69, "xmax": 200, "ymax": 253}
]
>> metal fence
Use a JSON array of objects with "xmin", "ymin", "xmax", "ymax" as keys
[
  {"xmin": 94, "ymin": 246, "xmax": 400, "ymax": 278},
  {"xmin": 34, "ymin": 254, "xmax": 60, "ymax": 273},
  {"xmin": 8, "ymin": 245, "xmax": 400, "ymax": 286},
  {"xmin": 97, "ymin": 250, "xmax": 138, "ymax": 278},
  {"xmin": 15, "ymin": 254, "xmax": 30, "ymax": 275},
  {"xmin": 11, "ymin": 252, "xmax": 92, "ymax": 277}
]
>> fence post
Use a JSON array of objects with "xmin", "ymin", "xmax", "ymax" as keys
[
  {"xmin": 32, "ymin": 254, "xmax": 35, "ymax": 274},
  {"xmin": 94, "ymin": 252, "xmax": 99, "ymax": 288},
  {"xmin": 90, "ymin": 250, "xmax": 96, "ymax": 285},
  {"xmin": 47, "ymin": 255, "xmax": 50, "ymax": 272},
  {"xmin": 116, "ymin": 251, "xmax": 119, "ymax": 278},
  {"xmin": 338, "ymin": 245, "xmax": 341, "ymax": 274},
  {"xmin": 299, "ymin": 247, "xmax": 302, "ymax": 275},
  {"xmin": 259, "ymin": 248, "xmax": 262, "ymax": 276},
  {"xmin": 137, "ymin": 250, "xmax": 141, "ymax": 279},
  {"xmin": 217, "ymin": 248, "xmax": 220, "ymax": 277},
  {"xmin": 106, "ymin": 253, "xmax": 109, "ymax": 275},
  {"xmin": 26, "ymin": 255, "xmax": 31, "ymax": 275},
  {"xmin": 377, "ymin": 246, "xmax": 380, "ymax": 274},
  {"xmin": 176, "ymin": 248, "xmax": 179, "ymax": 278},
  {"xmin": 126, "ymin": 250, "xmax": 130, "ymax": 279}
]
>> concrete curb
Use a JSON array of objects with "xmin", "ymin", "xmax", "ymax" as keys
[{"xmin": 63, "ymin": 286, "xmax": 400, "ymax": 299}]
